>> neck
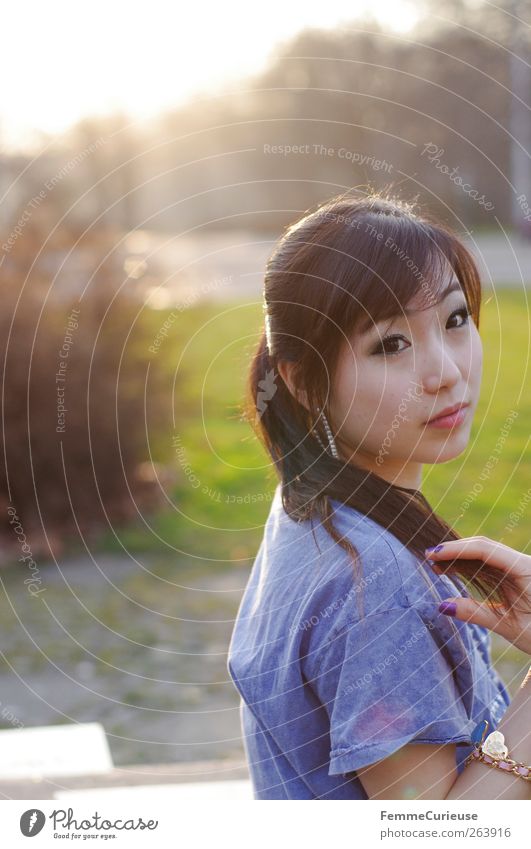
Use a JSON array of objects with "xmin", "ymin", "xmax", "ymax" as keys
[{"xmin": 337, "ymin": 439, "xmax": 423, "ymax": 491}]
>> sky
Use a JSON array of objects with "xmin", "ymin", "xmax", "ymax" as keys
[{"xmin": 0, "ymin": 0, "xmax": 422, "ymax": 153}]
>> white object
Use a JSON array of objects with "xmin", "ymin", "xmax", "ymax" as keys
[
  {"xmin": 482, "ymin": 730, "xmax": 509, "ymax": 760},
  {"xmin": 0, "ymin": 722, "xmax": 113, "ymax": 778},
  {"xmin": 55, "ymin": 779, "xmax": 254, "ymax": 801}
]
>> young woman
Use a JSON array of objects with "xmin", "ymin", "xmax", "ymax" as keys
[{"xmin": 227, "ymin": 190, "xmax": 531, "ymax": 800}]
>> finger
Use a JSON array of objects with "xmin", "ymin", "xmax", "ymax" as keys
[
  {"xmin": 426, "ymin": 537, "xmax": 523, "ymax": 573},
  {"xmin": 438, "ymin": 596, "xmax": 510, "ymax": 636}
]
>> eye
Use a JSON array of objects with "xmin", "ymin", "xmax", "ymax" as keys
[
  {"xmin": 371, "ymin": 304, "xmax": 472, "ymax": 356},
  {"xmin": 370, "ymin": 334, "xmax": 410, "ymax": 356},
  {"xmin": 447, "ymin": 304, "xmax": 472, "ymax": 328}
]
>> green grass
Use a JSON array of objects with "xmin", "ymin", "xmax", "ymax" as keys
[
  {"xmin": 100, "ymin": 301, "xmax": 276, "ymax": 563},
  {"xmin": 99, "ymin": 290, "xmax": 531, "ymax": 562}
]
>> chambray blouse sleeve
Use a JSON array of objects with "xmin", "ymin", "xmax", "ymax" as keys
[{"xmin": 310, "ymin": 605, "xmax": 474, "ymax": 776}]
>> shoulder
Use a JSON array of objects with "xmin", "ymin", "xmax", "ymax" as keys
[
  {"xmin": 321, "ymin": 496, "xmax": 436, "ymax": 613},
  {"xmin": 262, "ymin": 487, "xmax": 457, "ymax": 637},
  {"xmin": 273, "ymin": 494, "xmax": 444, "ymax": 655}
]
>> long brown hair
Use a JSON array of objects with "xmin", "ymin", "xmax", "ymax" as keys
[{"xmin": 246, "ymin": 188, "xmax": 529, "ymax": 626}]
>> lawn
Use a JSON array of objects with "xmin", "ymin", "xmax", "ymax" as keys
[
  {"xmin": 101, "ymin": 290, "xmax": 530, "ymax": 566},
  {"xmin": 100, "ymin": 300, "xmax": 276, "ymax": 564}
]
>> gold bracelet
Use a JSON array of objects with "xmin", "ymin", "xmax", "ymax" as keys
[{"xmin": 464, "ymin": 719, "xmax": 531, "ymax": 781}]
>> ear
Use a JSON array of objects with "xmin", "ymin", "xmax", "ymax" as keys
[{"xmin": 276, "ymin": 358, "xmax": 309, "ymax": 411}]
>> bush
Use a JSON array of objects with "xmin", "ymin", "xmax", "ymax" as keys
[{"xmin": 0, "ymin": 216, "xmax": 173, "ymax": 562}]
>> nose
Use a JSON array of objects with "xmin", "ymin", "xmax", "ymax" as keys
[{"xmin": 420, "ymin": 338, "xmax": 462, "ymax": 395}]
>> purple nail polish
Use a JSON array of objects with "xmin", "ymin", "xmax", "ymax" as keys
[
  {"xmin": 426, "ymin": 544, "xmax": 444, "ymax": 553},
  {"xmin": 439, "ymin": 601, "xmax": 457, "ymax": 617}
]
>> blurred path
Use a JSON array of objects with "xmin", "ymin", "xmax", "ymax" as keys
[
  {"xmin": 0, "ymin": 553, "xmax": 247, "ymax": 767},
  {"xmin": 47, "ymin": 230, "xmax": 531, "ymax": 306},
  {"xmin": 468, "ymin": 232, "xmax": 531, "ymax": 290},
  {"xmin": 121, "ymin": 230, "xmax": 531, "ymax": 308}
]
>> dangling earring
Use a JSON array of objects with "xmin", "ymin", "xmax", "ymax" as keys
[{"xmin": 315, "ymin": 406, "xmax": 339, "ymax": 459}]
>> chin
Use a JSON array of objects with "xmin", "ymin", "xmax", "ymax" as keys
[{"xmin": 421, "ymin": 431, "xmax": 472, "ymax": 463}]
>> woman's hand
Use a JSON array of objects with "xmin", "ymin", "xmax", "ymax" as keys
[{"xmin": 426, "ymin": 536, "xmax": 531, "ymax": 655}]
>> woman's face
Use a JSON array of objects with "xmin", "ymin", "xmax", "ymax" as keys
[{"xmin": 328, "ymin": 269, "xmax": 483, "ymax": 486}]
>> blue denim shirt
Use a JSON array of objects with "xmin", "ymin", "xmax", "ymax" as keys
[{"xmin": 227, "ymin": 484, "xmax": 511, "ymax": 799}]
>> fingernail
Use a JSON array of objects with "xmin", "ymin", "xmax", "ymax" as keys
[
  {"xmin": 439, "ymin": 601, "xmax": 457, "ymax": 617},
  {"xmin": 426, "ymin": 544, "xmax": 444, "ymax": 553}
]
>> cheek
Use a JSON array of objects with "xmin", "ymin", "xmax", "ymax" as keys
[
  {"xmin": 332, "ymin": 360, "xmax": 410, "ymax": 433},
  {"xmin": 475, "ymin": 330, "xmax": 483, "ymax": 370},
  {"xmin": 465, "ymin": 327, "xmax": 483, "ymax": 386}
]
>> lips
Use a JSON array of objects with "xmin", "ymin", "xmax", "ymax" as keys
[{"xmin": 425, "ymin": 402, "xmax": 469, "ymax": 425}]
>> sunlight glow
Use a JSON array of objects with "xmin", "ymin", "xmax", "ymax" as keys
[{"xmin": 0, "ymin": 0, "xmax": 420, "ymax": 152}]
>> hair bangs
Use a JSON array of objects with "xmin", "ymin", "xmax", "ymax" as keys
[{"xmin": 330, "ymin": 213, "xmax": 477, "ymax": 339}]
